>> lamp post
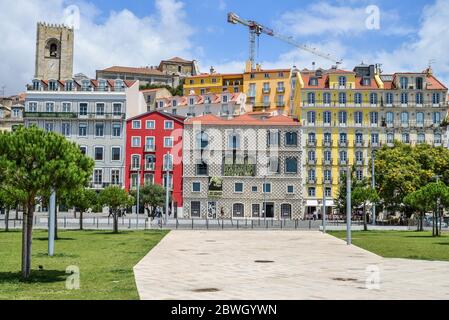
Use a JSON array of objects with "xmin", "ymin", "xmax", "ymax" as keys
[
  {"xmin": 165, "ymin": 152, "xmax": 171, "ymax": 226},
  {"xmin": 322, "ymin": 182, "xmax": 327, "ymax": 233},
  {"xmin": 371, "ymin": 148, "xmax": 376, "ymax": 226},
  {"xmin": 136, "ymin": 169, "xmax": 140, "ymax": 229},
  {"xmin": 346, "ymin": 168, "xmax": 352, "ymax": 245},
  {"xmin": 48, "ymin": 188, "xmax": 56, "ymax": 256},
  {"xmin": 263, "ymin": 175, "xmax": 267, "ymax": 223}
]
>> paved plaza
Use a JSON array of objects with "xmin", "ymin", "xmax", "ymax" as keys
[{"xmin": 134, "ymin": 231, "xmax": 449, "ymax": 300}]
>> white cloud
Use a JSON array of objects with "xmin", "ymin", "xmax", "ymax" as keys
[
  {"xmin": 218, "ymin": 0, "xmax": 226, "ymax": 11},
  {"xmin": 0, "ymin": 0, "xmax": 195, "ymax": 95},
  {"xmin": 276, "ymin": 1, "xmax": 413, "ymax": 37}
]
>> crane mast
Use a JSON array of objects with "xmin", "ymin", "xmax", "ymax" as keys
[{"xmin": 227, "ymin": 12, "xmax": 342, "ymax": 70}]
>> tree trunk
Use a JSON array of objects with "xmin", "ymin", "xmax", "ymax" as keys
[
  {"xmin": 22, "ymin": 200, "xmax": 34, "ymax": 279},
  {"xmin": 5, "ymin": 208, "xmax": 9, "ymax": 232},
  {"xmin": 363, "ymin": 204, "xmax": 368, "ymax": 231},
  {"xmin": 79, "ymin": 211, "xmax": 83, "ymax": 231},
  {"xmin": 15, "ymin": 206, "xmax": 19, "ymax": 220},
  {"xmin": 113, "ymin": 211, "xmax": 118, "ymax": 234}
]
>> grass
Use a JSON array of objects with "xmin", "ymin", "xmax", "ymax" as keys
[
  {"xmin": 0, "ymin": 229, "xmax": 168, "ymax": 300},
  {"xmin": 329, "ymin": 230, "xmax": 449, "ymax": 262}
]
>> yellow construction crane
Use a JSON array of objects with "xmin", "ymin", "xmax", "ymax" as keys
[{"xmin": 227, "ymin": 12, "xmax": 343, "ymax": 70}]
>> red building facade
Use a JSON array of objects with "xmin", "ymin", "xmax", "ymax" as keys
[{"xmin": 125, "ymin": 111, "xmax": 185, "ymax": 216}]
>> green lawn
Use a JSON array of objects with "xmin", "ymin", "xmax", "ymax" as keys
[
  {"xmin": 330, "ymin": 231, "xmax": 449, "ymax": 261},
  {"xmin": 0, "ymin": 229, "xmax": 168, "ymax": 300}
]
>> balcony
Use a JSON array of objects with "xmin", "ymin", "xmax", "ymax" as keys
[
  {"xmin": 323, "ymin": 178, "xmax": 333, "ymax": 185},
  {"xmin": 144, "ymin": 163, "xmax": 155, "ymax": 171},
  {"xmin": 89, "ymin": 182, "xmax": 123, "ymax": 189},
  {"xmin": 354, "ymin": 141, "xmax": 364, "ymax": 148},
  {"xmin": 223, "ymin": 164, "xmax": 256, "ymax": 177},
  {"xmin": 323, "ymin": 140, "xmax": 332, "ymax": 147},
  {"xmin": 145, "ymin": 145, "xmax": 156, "ymax": 152},
  {"xmin": 308, "ymin": 178, "xmax": 317, "ymax": 185},
  {"xmin": 308, "ymin": 159, "xmax": 317, "ymax": 166},
  {"xmin": 262, "ymin": 88, "xmax": 271, "ymax": 94},
  {"xmin": 276, "ymin": 102, "xmax": 285, "ymax": 108},
  {"xmin": 339, "ymin": 159, "xmax": 348, "ymax": 166},
  {"xmin": 356, "ymin": 160, "xmax": 364, "ymax": 166},
  {"xmin": 307, "ymin": 140, "xmax": 317, "ymax": 147},
  {"xmin": 24, "ymin": 112, "xmax": 77, "ymax": 119},
  {"xmin": 339, "ymin": 141, "xmax": 348, "ymax": 148},
  {"xmin": 323, "ymin": 159, "xmax": 333, "ymax": 166},
  {"xmin": 276, "ymin": 87, "xmax": 285, "ymax": 93},
  {"xmin": 129, "ymin": 165, "xmax": 141, "ymax": 171}
]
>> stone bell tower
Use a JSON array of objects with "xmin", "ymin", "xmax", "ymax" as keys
[{"xmin": 34, "ymin": 22, "xmax": 74, "ymax": 80}]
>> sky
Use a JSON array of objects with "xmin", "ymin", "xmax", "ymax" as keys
[{"xmin": 1, "ymin": 0, "xmax": 449, "ymax": 95}]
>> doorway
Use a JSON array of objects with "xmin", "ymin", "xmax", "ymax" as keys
[{"xmin": 263, "ymin": 202, "xmax": 274, "ymax": 218}]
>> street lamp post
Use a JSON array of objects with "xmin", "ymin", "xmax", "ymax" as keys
[
  {"xmin": 371, "ymin": 149, "xmax": 376, "ymax": 226},
  {"xmin": 136, "ymin": 169, "xmax": 140, "ymax": 229},
  {"xmin": 263, "ymin": 175, "xmax": 267, "ymax": 223},
  {"xmin": 346, "ymin": 168, "xmax": 352, "ymax": 245},
  {"xmin": 322, "ymin": 183, "xmax": 327, "ymax": 233},
  {"xmin": 165, "ymin": 152, "xmax": 171, "ymax": 226}
]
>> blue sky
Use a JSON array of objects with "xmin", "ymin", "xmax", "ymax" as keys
[{"xmin": 1, "ymin": 0, "xmax": 449, "ymax": 94}]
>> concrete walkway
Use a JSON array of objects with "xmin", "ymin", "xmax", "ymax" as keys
[{"xmin": 133, "ymin": 231, "xmax": 449, "ymax": 300}]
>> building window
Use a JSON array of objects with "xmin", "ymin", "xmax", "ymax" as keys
[
  {"xmin": 355, "ymin": 133, "xmax": 363, "ymax": 144},
  {"xmin": 324, "ymin": 150, "xmax": 331, "ymax": 162},
  {"xmin": 95, "ymin": 123, "xmax": 104, "ymax": 137},
  {"xmin": 132, "ymin": 120, "xmax": 141, "ymax": 129},
  {"xmin": 113, "ymin": 103, "xmax": 122, "ymax": 115},
  {"xmin": 45, "ymin": 102, "xmax": 54, "ymax": 112},
  {"xmin": 285, "ymin": 132, "xmax": 298, "ymax": 146},
  {"xmin": 401, "ymin": 112, "xmax": 409, "ymax": 125},
  {"xmin": 94, "ymin": 170, "xmax": 103, "ymax": 185},
  {"xmin": 252, "ymin": 186, "xmax": 258, "ymax": 192},
  {"xmin": 370, "ymin": 93, "xmax": 378, "ymax": 104},
  {"xmin": 385, "ymin": 93, "xmax": 393, "ymax": 105},
  {"xmin": 252, "ymin": 204, "xmax": 260, "ymax": 217},
  {"xmin": 263, "ymin": 183, "xmax": 271, "ymax": 193},
  {"xmin": 62, "ymin": 102, "xmax": 71, "ymax": 113},
  {"xmin": 164, "ymin": 137, "xmax": 174, "ymax": 148},
  {"xmin": 196, "ymin": 131, "xmax": 209, "ymax": 150},
  {"xmin": 338, "ymin": 76, "xmax": 347, "ymax": 87},
  {"xmin": 45, "ymin": 122, "xmax": 54, "ymax": 132},
  {"xmin": 234, "ymin": 183, "xmax": 244, "ymax": 193},
  {"xmin": 112, "ymin": 123, "xmax": 121, "ymax": 137},
  {"xmin": 233, "ymin": 203, "xmax": 244, "ymax": 218},
  {"xmin": 132, "ymin": 137, "xmax": 141, "ymax": 147},
  {"xmin": 268, "ymin": 157, "xmax": 280, "ymax": 174},
  {"xmin": 228, "ymin": 133, "xmax": 241, "ymax": 149},
  {"xmin": 402, "ymin": 133, "xmax": 410, "ymax": 144},
  {"xmin": 308, "ymin": 187, "xmax": 316, "ymax": 197},
  {"xmin": 340, "ymin": 133, "xmax": 347, "ymax": 143},
  {"xmin": 324, "ymin": 170, "xmax": 332, "ymax": 182},
  {"xmin": 370, "ymin": 112, "xmax": 378, "ymax": 125},
  {"xmin": 287, "ymin": 185, "xmax": 294, "ymax": 194},
  {"xmin": 353, "ymin": 112, "xmax": 362, "ymax": 125},
  {"xmin": 163, "ymin": 154, "xmax": 173, "ymax": 171},
  {"xmin": 308, "ymin": 132, "xmax": 316, "ymax": 144},
  {"xmin": 417, "ymin": 133, "xmax": 425, "ymax": 144},
  {"xmin": 416, "ymin": 92, "xmax": 423, "ymax": 105},
  {"xmin": 111, "ymin": 147, "xmax": 121, "ymax": 161},
  {"xmin": 192, "ymin": 182, "xmax": 201, "ymax": 192},
  {"xmin": 434, "ymin": 133, "xmax": 442, "ymax": 144},
  {"xmin": 79, "ymin": 103, "xmax": 88, "ymax": 116},
  {"xmin": 323, "ymin": 93, "xmax": 331, "ymax": 104},
  {"xmin": 111, "ymin": 170, "xmax": 120, "ymax": 185},
  {"xmin": 146, "ymin": 120, "xmax": 155, "ymax": 129},
  {"xmin": 163, "ymin": 174, "xmax": 173, "ymax": 189},
  {"xmin": 400, "ymin": 92, "xmax": 408, "ymax": 104},
  {"xmin": 79, "ymin": 123, "xmax": 87, "ymax": 137},
  {"xmin": 79, "ymin": 146, "xmax": 87, "ymax": 155},
  {"xmin": 307, "ymin": 111, "xmax": 316, "ymax": 125},
  {"xmin": 281, "ymin": 204, "xmax": 292, "ymax": 219},
  {"xmin": 96, "ymin": 103, "xmax": 105, "ymax": 116},
  {"xmin": 338, "ymin": 111, "xmax": 347, "ymax": 125},
  {"xmin": 94, "ymin": 147, "xmax": 104, "ymax": 161},
  {"xmin": 28, "ymin": 102, "xmax": 37, "ymax": 112},
  {"xmin": 322, "ymin": 111, "xmax": 331, "ymax": 125},
  {"xmin": 356, "ymin": 170, "xmax": 363, "ymax": 181},
  {"xmin": 371, "ymin": 133, "xmax": 379, "ymax": 144},
  {"xmin": 433, "ymin": 93, "xmax": 441, "ymax": 104},
  {"xmin": 386, "ymin": 112, "xmax": 394, "ymax": 125},
  {"xmin": 400, "ymin": 77, "xmax": 408, "ymax": 89},
  {"xmin": 387, "ymin": 133, "xmax": 394, "ymax": 144},
  {"xmin": 307, "ymin": 92, "xmax": 315, "ymax": 104},
  {"xmin": 61, "ymin": 123, "xmax": 70, "ymax": 136},
  {"xmin": 285, "ymin": 157, "xmax": 298, "ymax": 174},
  {"xmin": 325, "ymin": 187, "xmax": 332, "ymax": 197},
  {"xmin": 144, "ymin": 174, "xmax": 154, "ymax": 185},
  {"xmin": 267, "ymin": 130, "xmax": 280, "ymax": 146},
  {"xmin": 433, "ymin": 112, "xmax": 441, "ymax": 124},
  {"xmin": 164, "ymin": 120, "xmax": 174, "ymax": 130},
  {"xmin": 191, "ymin": 202, "xmax": 201, "ymax": 218}
]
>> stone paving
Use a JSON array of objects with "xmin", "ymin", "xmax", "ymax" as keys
[{"xmin": 133, "ymin": 231, "xmax": 449, "ymax": 300}]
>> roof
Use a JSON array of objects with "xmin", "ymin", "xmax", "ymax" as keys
[
  {"xmin": 162, "ymin": 57, "xmax": 192, "ymax": 64},
  {"xmin": 186, "ymin": 73, "xmax": 244, "ymax": 79},
  {"xmin": 29, "ymin": 79, "xmax": 137, "ymax": 91},
  {"xmin": 126, "ymin": 110, "xmax": 186, "ymax": 123},
  {"xmin": 99, "ymin": 66, "xmax": 164, "ymax": 76},
  {"xmin": 156, "ymin": 92, "xmax": 244, "ymax": 108},
  {"xmin": 185, "ymin": 113, "xmax": 300, "ymax": 126}
]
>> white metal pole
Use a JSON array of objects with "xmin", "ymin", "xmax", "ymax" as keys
[
  {"xmin": 137, "ymin": 170, "xmax": 140, "ymax": 229},
  {"xmin": 322, "ymin": 184, "xmax": 326, "ymax": 233},
  {"xmin": 48, "ymin": 189, "xmax": 56, "ymax": 256},
  {"xmin": 165, "ymin": 152, "xmax": 170, "ymax": 225},
  {"xmin": 346, "ymin": 170, "xmax": 352, "ymax": 245},
  {"xmin": 372, "ymin": 149, "xmax": 376, "ymax": 226}
]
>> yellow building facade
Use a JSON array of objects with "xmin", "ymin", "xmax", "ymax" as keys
[
  {"xmin": 294, "ymin": 65, "xmax": 384, "ymax": 217},
  {"xmin": 183, "ymin": 72, "xmax": 243, "ymax": 96}
]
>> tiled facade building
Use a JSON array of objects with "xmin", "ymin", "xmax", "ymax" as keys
[
  {"xmin": 155, "ymin": 92, "xmax": 250, "ymax": 118},
  {"xmin": 182, "ymin": 114, "xmax": 304, "ymax": 220},
  {"xmin": 25, "ymin": 78, "xmax": 143, "ymax": 190},
  {"xmin": 0, "ymin": 97, "xmax": 24, "ymax": 132}
]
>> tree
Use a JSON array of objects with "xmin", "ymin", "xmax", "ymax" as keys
[
  {"xmin": 404, "ymin": 182, "xmax": 449, "ymax": 236},
  {"xmin": 99, "ymin": 186, "xmax": 134, "ymax": 233},
  {"xmin": 0, "ymin": 127, "xmax": 94, "ymax": 279},
  {"xmin": 67, "ymin": 188, "xmax": 98, "ymax": 230},
  {"xmin": 374, "ymin": 142, "xmax": 449, "ymax": 216},
  {"xmin": 0, "ymin": 186, "xmax": 26, "ymax": 232},
  {"xmin": 130, "ymin": 184, "xmax": 169, "ymax": 217},
  {"xmin": 352, "ymin": 183, "xmax": 380, "ymax": 231}
]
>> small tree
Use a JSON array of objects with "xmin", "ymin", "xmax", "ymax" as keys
[
  {"xmin": 130, "ymin": 184, "xmax": 168, "ymax": 217},
  {"xmin": 352, "ymin": 184, "xmax": 380, "ymax": 231},
  {"xmin": 0, "ymin": 127, "xmax": 94, "ymax": 279},
  {"xmin": 0, "ymin": 186, "xmax": 25, "ymax": 232},
  {"xmin": 404, "ymin": 182, "xmax": 449, "ymax": 236},
  {"xmin": 99, "ymin": 186, "xmax": 134, "ymax": 233},
  {"xmin": 67, "ymin": 188, "xmax": 98, "ymax": 230}
]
